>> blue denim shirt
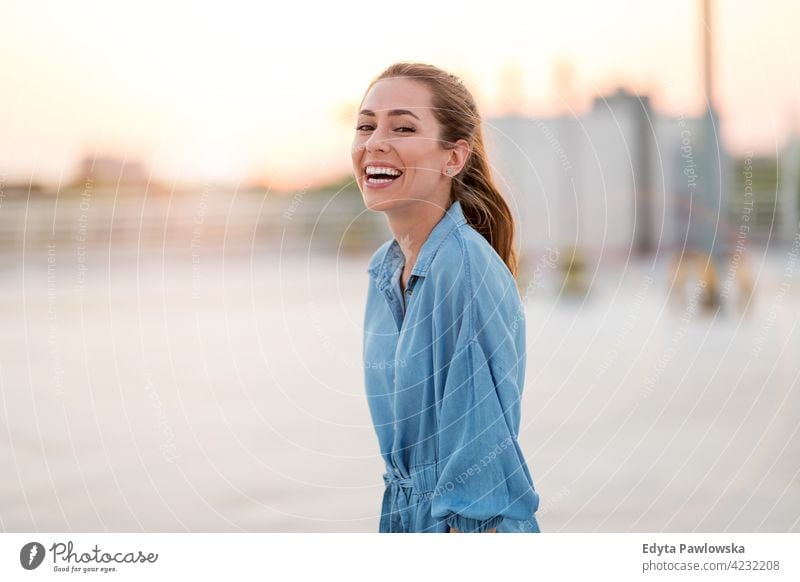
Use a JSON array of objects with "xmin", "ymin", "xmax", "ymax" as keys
[{"xmin": 363, "ymin": 199, "xmax": 541, "ymax": 533}]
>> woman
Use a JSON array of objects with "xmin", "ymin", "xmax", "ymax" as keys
[{"xmin": 354, "ymin": 62, "xmax": 541, "ymax": 533}]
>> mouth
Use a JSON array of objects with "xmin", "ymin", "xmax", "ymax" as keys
[{"xmin": 363, "ymin": 164, "xmax": 404, "ymax": 187}]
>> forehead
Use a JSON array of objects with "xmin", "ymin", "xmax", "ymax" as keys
[{"xmin": 360, "ymin": 77, "xmax": 434, "ymax": 118}]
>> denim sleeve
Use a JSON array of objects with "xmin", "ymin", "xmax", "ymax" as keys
[{"xmin": 430, "ymin": 333, "xmax": 539, "ymax": 533}]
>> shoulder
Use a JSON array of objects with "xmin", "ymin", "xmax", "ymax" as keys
[{"xmin": 430, "ymin": 224, "xmax": 518, "ymax": 303}]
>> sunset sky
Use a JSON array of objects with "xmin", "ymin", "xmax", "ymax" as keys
[{"xmin": 3, "ymin": 0, "xmax": 799, "ymax": 190}]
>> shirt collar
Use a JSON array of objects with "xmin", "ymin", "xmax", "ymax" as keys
[{"xmin": 368, "ymin": 199, "xmax": 468, "ymax": 287}]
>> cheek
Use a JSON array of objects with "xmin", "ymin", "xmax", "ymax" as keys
[
  {"xmin": 350, "ymin": 143, "xmax": 364, "ymax": 165},
  {"xmin": 405, "ymin": 156, "xmax": 439, "ymax": 181},
  {"xmin": 407, "ymin": 142, "xmax": 441, "ymax": 171}
]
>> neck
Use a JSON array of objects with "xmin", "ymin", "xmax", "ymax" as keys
[{"xmin": 385, "ymin": 198, "xmax": 452, "ymax": 272}]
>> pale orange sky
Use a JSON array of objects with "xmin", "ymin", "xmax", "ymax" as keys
[{"xmin": 2, "ymin": 0, "xmax": 798, "ymax": 190}]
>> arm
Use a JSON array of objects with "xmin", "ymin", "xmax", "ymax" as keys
[
  {"xmin": 431, "ymin": 254, "xmax": 538, "ymax": 533},
  {"xmin": 431, "ymin": 337, "xmax": 535, "ymax": 533}
]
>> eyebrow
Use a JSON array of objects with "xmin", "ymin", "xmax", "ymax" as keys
[{"xmin": 358, "ymin": 108, "xmax": 421, "ymax": 121}]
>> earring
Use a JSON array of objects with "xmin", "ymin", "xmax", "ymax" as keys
[{"xmin": 445, "ymin": 168, "xmax": 454, "ymax": 176}]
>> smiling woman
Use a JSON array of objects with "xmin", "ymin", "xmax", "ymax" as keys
[{"xmin": 352, "ymin": 62, "xmax": 542, "ymax": 534}]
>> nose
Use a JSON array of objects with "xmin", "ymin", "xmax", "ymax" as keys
[{"xmin": 364, "ymin": 127, "xmax": 390, "ymax": 153}]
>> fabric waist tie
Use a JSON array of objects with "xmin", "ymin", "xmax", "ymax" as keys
[{"xmin": 380, "ymin": 471, "xmax": 413, "ymax": 532}]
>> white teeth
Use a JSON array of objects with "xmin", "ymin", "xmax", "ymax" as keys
[{"xmin": 365, "ymin": 165, "xmax": 402, "ymax": 176}]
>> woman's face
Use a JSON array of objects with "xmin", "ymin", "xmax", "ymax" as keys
[{"xmin": 351, "ymin": 77, "xmax": 457, "ymax": 212}]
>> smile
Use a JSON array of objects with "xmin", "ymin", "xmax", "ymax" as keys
[{"xmin": 363, "ymin": 165, "xmax": 404, "ymax": 188}]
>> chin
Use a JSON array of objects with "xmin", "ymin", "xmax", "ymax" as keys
[{"xmin": 362, "ymin": 194, "xmax": 406, "ymax": 213}]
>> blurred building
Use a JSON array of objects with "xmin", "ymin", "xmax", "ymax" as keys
[
  {"xmin": 73, "ymin": 155, "xmax": 151, "ymax": 187},
  {"xmin": 725, "ymin": 138, "xmax": 800, "ymax": 246},
  {"xmin": 778, "ymin": 135, "xmax": 800, "ymax": 244},
  {"xmin": 485, "ymin": 87, "xmax": 738, "ymax": 267}
]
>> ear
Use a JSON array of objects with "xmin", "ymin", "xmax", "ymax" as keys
[{"xmin": 444, "ymin": 139, "xmax": 471, "ymax": 176}]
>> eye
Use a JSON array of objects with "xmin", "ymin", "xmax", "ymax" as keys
[{"xmin": 355, "ymin": 125, "xmax": 416, "ymax": 133}]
